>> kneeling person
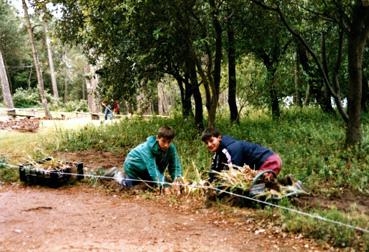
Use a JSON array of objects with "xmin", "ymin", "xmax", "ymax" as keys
[
  {"xmin": 201, "ymin": 128, "xmax": 282, "ymax": 183},
  {"xmin": 116, "ymin": 126, "xmax": 183, "ymax": 189}
]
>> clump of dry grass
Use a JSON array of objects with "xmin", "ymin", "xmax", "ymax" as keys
[{"xmin": 213, "ymin": 164, "xmax": 257, "ymax": 191}]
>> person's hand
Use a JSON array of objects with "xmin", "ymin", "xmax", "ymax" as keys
[
  {"xmin": 163, "ymin": 187, "xmax": 171, "ymax": 195},
  {"xmin": 263, "ymin": 173, "xmax": 275, "ymax": 183},
  {"xmin": 172, "ymin": 181, "xmax": 181, "ymax": 195}
]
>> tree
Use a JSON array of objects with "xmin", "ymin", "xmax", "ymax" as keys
[
  {"xmin": 22, "ymin": 0, "xmax": 51, "ymax": 118},
  {"xmin": 0, "ymin": 49, "xmax": 14, "ymax": 108},
  {"xmin": 33, "ymin": 0, "xmax": 60, "ymax": 99},
  {"xmin": 0, "ymin": 0, "xmax": 29, "ymax": 107},
  {"xmin": 345, "ymin": 1, "xmax": 369, "ymax": 145},
  {"xmin": 42, "ymin": 14, "xmax": 59, "ymax": 98},
  {"xmin": 225, "ymin": 6, "xmax": 238, "ymax": 123},
  {"xmin": 0, "ymin": 1, "xmax": 16, "ymax": 108},
  {"xmin": 252, "ymin": 0, "xmax": 369, "ymax": 145}
]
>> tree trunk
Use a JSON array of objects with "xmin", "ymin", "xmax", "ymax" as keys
[
  {"xmin": 294, "ymin": 50, "xmax": 303, "ymax": 107},
  {"xmin": 227, "ymin": 16, "xmax": 239, "ymax": 123},
  {"xmin": 188, "ymin": 60, "xmax": 204, "ymax": 130},
  {"xmin": 361, "ymin": 75, "xmax": 368, "ymax": 112},
  {"xmin": 22, "ymin": 0, "xmax": 51, "ymax": 119},
  {"xmin": 62, "ymin": 51, "xmax": 68, "ymax": 103},
  {"xmin": 43, "ymin": 19, "xmax": 59, "ymax": 99},
  {"xmin": 192, "ymin": 83, "xmax": 204, "ymax": 131},
  {"xmin": 208, "ymin": 0, "xmax": 222, "ymax": 128},
  {"xmin": 84, "ymin": 64, "xmax": 99, "ymax": 113},
  {"xmin": 0, "ymin": 49, "xmax": 14, "ymax": 108},
  {"xmin": 297, "ymin": 42, "xmax": 334, "ymax": 114},
  {"xmin": 345, "ymin": 3, "xmax": 369, "ymax": 146},
  {"xmin": 346, "ymin": 39, "xmax": 363, "ymax": 145},
  {"xmin": 175, "ymin": 75, "xmax": 193, "ymax": 118},
  {"xmin": 266, "ymin": 67, "xmax": 280, "ymax": 119}
]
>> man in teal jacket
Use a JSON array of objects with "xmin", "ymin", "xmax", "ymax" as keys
[{"xmin": 115, "ymin": 126, "xmax": 182, "ymax": 188}]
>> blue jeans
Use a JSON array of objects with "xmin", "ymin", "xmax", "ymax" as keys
[{"xmin": 104, "ymin": 108, "xmax": 113, "ymax": 120}]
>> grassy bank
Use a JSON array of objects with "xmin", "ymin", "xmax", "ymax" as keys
[
  {"xmin": 1, "ymin": 108, "xmax": 368, "ymax": 249},
  {"xmin": 51, "ymin": 109, "xmax": 369, "ymax": 193}
]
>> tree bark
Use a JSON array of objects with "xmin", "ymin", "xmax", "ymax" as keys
[
  {"xmin": 84, "ymin": 64, "xmax": 99, "ymax": 114},
  {"xmin": 22, "ymin": 0, "xmax": 51, "ymax": 119},
  {"xmin": 294, "ymin": 50, "xmax": 303, "ymax": 107},
  {"xmin": 297, "ymin": 42, "xmax": 334, "ymax": 113},
  {"xmin": 188, "ymin": 59, "xmax": 204, "ymax": 130},
  {"xmin": 361, "ymin": 75, "xmax": 368, "ymax": 112},
  {"xmin": 0, "ymin": 49, "xmax": 14, "ymax": 108},
  {"xmin": 226, "ymin": 16, "xmax": 239, "ymax": 123},
  {"xmin": 345, "ymin": 3, "xmax": 369, "ymax": 146},
  {"xmin": 192, "ymin": 82, "xmax": 204, "ymax": 131},
  {"xmin": 208, "ymin": 0, "xmax": 222, "ymax": 128},
  {"xmin": 175, "ymin": 75, "xmax": 193, "ymax": 118},
  {"xmin": 266, "ymin": 66, "xmax": 280, "ymax": 118},
  {"xmin": 43, "ymin": 19, "xmax": 59, "ymax": 99},
  {"xmin": 346, "ymin": 38, "xmax": 363, "ymax": 145}
]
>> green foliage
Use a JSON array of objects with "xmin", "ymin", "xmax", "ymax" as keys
[
  {"xmin": 0, "ymin": 156, "xmax": 18, "ymax": 182},
  {"xmin": 13, "ymin": 88, "xmax": 40, "ymax": 108},
  {"xmin": 12, "ymin": 87, "xmax": 88, "ymax": 111},
  {"xmin": 281, "ymin": 208, "xmax": 369, "ymax": 250},
  {"xmin": 49, "ymin": 107, "xmax": 369, "ymax": 249},
  {"xmin": 49, "ymin": 99, "xmax": 88, "ymax": 112},
  {"xmin": 51, "ymin": 108, "xmax": 369, "ymax": 193}
]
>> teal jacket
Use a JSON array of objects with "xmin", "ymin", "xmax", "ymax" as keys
[{"xmin": 123, "ymin": 136, "xmax": 182, "ymax": 185}]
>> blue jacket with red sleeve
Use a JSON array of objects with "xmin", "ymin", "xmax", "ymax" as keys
[{"xmin": 209, "ymin": 135, "xmax": 273, "ymax": 182}]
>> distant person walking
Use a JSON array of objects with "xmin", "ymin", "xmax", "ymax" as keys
[{"xmin": 101, "ymin": 100, "xmax": 113, "ymax": 120}]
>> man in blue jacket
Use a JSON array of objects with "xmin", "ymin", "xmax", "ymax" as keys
[
  {"xmin": 201, "ymin": 128, "xmax": 282, "ymax": 183},
  {"xmin": 114, "ymin": 126, "xmax": 183, "ymax": 190}
]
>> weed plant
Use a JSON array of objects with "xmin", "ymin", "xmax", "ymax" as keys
[{"xmin": 0, "ymin": 156, "xmax": 19, "ymax": 182}]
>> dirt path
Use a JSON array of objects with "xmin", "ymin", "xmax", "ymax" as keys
[{"xmin": 0, "ymin": 184, "xmax": 334, "ymax": 252}]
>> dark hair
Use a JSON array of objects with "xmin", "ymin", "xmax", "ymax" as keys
[
  {"xmin": 157, "ymin": 126, "xmax": 175, "ymax": 140},
  {"xmin": 201, "ymin": 128, "xmax": 221, "ymax": 142}
]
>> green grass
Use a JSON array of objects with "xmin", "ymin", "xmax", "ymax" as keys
[
  {"xmin": 2, "ymin": 107, "xmax": 369, "ymax": 249},
  {"xmin": 280, "ymin": 207, "xmax": 369, "ymax": 249},
  {"xmin": 49, "ymin": 109, "xmax": 369, "ymax": 193}
]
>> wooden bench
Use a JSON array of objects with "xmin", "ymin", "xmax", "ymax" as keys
[
  {"xmin": 7, "ymin": 109, "xmax": 35, "ymax": 119},
  {"xmin": 91, "ymin": 113, "xmax": 100, "ymax": 120}
]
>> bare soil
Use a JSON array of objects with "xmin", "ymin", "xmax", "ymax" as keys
[
  {"xmin": 55, "ymin": 150, "xmax": 124, "ymax": 170},
  {"xmin": 0, "ymin": 183, "xmax": 334, "ymax": 252},
  {"xmin": 0, "ymin": 117, "xmax": 365, "ymax": 251},
  {"xmin": 0, "ymin": 152, "xmax": 337, "ymax": 251},
  {"xmin": 56, "ymin": 150, "xmax": 369, "ymax": 215}
]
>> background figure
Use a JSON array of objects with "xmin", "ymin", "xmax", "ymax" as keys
[
  {"xmin": 113, "ymin": 100, "xmax": 120, "ymax": 114},
  {"xmin": 102, "ymin": 100, "xmax": 113, "ymax": 120}
]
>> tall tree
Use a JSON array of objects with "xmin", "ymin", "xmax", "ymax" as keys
[
  {"xmin": 225, "ymin": 4, "xmax": 239, "ymax": 123},
  {"xmin": 22, "ymin": 0, "xmax": 51, "ymax": 118},
  {"xmin": 42, "ymin": 14, "xmax": 59, "ymax": 98},
  {"xmin": 252, "ymin": 0, "xmax": 369, "ymax": 145},
  {"xmin": 0, "ymin": 49, "xmax": 14, "ymax": 108},
  {"xmin": 239, "ymin": 3, "xmax": 291, "ymax": 118},
  {"xmin": 345, "ymin": 1, "xmax": 369, "ymax": 145},
  {"xmin": 33, "ymin": 1, "xmax": 59, "ymax": 98},
  {"xmin": 0, "ymin": 0, "xmax": 26, "ymax": 107},
  {"xmin": 84, "ymin": 64, "xmax": 99, "ymax": 113}
]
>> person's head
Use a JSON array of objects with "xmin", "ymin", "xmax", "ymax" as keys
[
  {"xmin": 201, "ymin": 128, "xmax": 222, "ymax": 153},
  {"xmin": 156, "ymin": 126, "xmax": 175, "ymax": 151}
]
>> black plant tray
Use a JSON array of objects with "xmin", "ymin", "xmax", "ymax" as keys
[{"xmin": 19, "ymin": 158, "xmax": 84, "ymax": 188}]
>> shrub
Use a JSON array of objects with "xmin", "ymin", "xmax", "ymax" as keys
[{"xmin": 13, "ymin": 87, "xmax": 40, "ymax": 108}]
